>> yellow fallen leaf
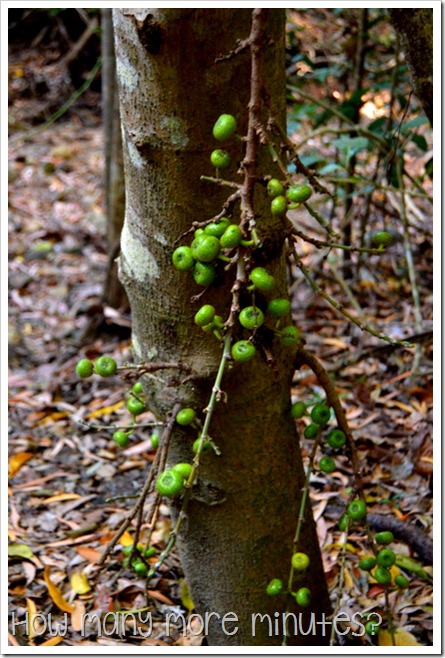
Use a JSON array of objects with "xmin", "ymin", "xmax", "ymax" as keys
[
  {"xmin": 42, "ymin": 493, "xmax": 81, "ymax": 504},
  {"xmin": 8, "ymin": 543, "xmax": 34, "ymax": 559},
  {"xmin": 70, "ymin": 571, "xmax": 91, "ymax": 595},
  {"xmin": 379, "ymin": 628, "xmax": 422, "ymax": 646},
  {"xmin": 179, "ymin": 578, "xmax": 194, "ymax": 613},
  {"xmin": 120, "ymin": 531, "xmax": 135, "ymax": 547},
  {"xmin": 8, "ymin": 452, "xmax": 33, "ymax": 477},
  {"xmin": 88, "ymin": 401, "xmax": 125, "ymax": 419},
  {"xmin": 26, "ymin": 598, "xmax": 37, "ymax": 642},
  {"xmin": 40, "ymin": 636, "xmax": 64, "ymax": 646},
  {"xmin": 43, "ymin": 566, "xmax": 74, "ymax": 614}
]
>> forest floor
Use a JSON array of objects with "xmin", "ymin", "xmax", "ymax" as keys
[{"xmin": 8, "ymin": 36, "xmax": 433, "ymax": 649}]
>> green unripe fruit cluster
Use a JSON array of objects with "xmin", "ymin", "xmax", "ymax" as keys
[
  {"xmin": 193, "ymin": 261, "xmax": 216, "ymax": 286},
  {"xmin": 249, "ymin": 267, "xmax": 275, "ymax": 292},
  {"xmin": 267, "ymin": 178, "xmax": 285, "ymax": 198},
  {"xmin": 172, "ymin": 245, "xmax": 195, "ymax": 271},
  {"xmin": 291, "ymin": 401, "xmax": 307, "ymax": 419},
  {"xmin": 271, "ymin": 195, "xmax": 288, "ymax": 216},
  {"xmin": 358, "ymin": 557, "xmax": 377, "ymax": 571},
  {"xmin": 347, "ymin": 499, "xmax": 367, "ymax": 521},
  {"xmin": 375, "ymin": 531, "xmax": 394, "ymax": 545},
  {"xmin": 192, "ymin": 437, "xmax": 213, "ymax": 455},
  {"xmin": 373, "ymin": 565, "xmax": 392, "ymax": 585},
  {"xmin": 132, "ymin": 559, "xmax": 148, "ymax": 576},
  {"xmin": 287, "ymin": 184, "xmax": 312, "ymax": 204},
  {"xmin": 156, "ymin": 469, "xmax": 185, "ymax": 498},
  {"xmin": 376, "ymin": 548, "xmax": 396, "ymax": 568},
  {"xmin": 279, "ymin": 325, "xmax": 300, "ymax": 346},
  {"xmin": 267, "ymin": 298, "xmax": 291, "ymax": 318},
  {"xmin": 291, "ymin": 552, "xmax": 310, "ymax": 571},
  {"xmin": 195, "ymin": 304, "xmax": 216, "ymax": 327},
  {"xmin": 266, "ymin": 578, "xmax": 284, "ymax": 596},
  {"xmin": 150, "ymin": 433, "xmax": 159, "ymax": 450},
  {"xmin": 132, "ymin": 382, "xmax": 143, "ymax": 395},
  {"xmin": 319, "ymin": 455, "xmax": 336, "ymax": 473},
  {"xmin": 172, "ymin": 463, "xmax": 193, "ymax": 480},
  {"xmin": 231, "ymin": 340, "xmax": 256, "ymax": 362},
  {"xmin": 210, "ymin": 149, "xmax": 231, "ymax": 169},
  {"xmin": 127, "ymin": 396, "xmax": 146, "ymax": 416},
  {"xmin": 204, "ymin": 217, "xmax": 230, "ymax": 237},
  {"xmin": 294, "ymin": 587, "xmax": 311, "ymax": 607},
  {"xmin": 176, "ymin": 408, "xmax": 197, "ymax": 426},
  {"xmin": 212, "ymin": 114, "xmax": 237, "ymax": 141},
  {"xmin": 304, "ymin": 423, "xmax": 319, "ymax": 439},
  {"xmin": 394, "ymin": 575, "xmax": 410, "ymax": 589},
  {"xmin": 220, "ymin": 224, "xmax": 243, "ymax": 249},
  {"xmin": 239, "ymin": 306, "xmax": 265, "ymax": 331},
  {"xmin": 373, "ymin": 231, "xmax": 393, "ymax": 247},
  {"xmin": 76, "ymin": 358, "xmax": 94, "ymax": 378},
  {"xmin": 95, "ymin": 356, "xmax": 118, "ymax": 377},
  {"xmin": 113, "ymin": 430, "xmax": 130, "ymax": 448},
  {"xmin": 365, "ymin": 620, "xmax": 380, "ymax": 636},
  {"xmin": 326, "ymin": 429, "xmax": 346, "ymax": 449},
  {"xmin": 310, "ymin": 403, "xmax": 331, "ymax": 425},
  {"xmin": 191, "ymin": 235, "xmax": 221, "ymax": 263}
]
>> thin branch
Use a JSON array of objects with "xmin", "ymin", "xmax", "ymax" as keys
[
  {"xmin": 291, "ymin": 248, "xmax": 415, "ymax": 349},
  {"xmin": 94, "ymin": 403, "xmax": 180, "ymax": 570}
]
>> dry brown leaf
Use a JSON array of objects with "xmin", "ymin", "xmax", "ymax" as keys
[
  {"xmin": 75, "ymin": 546, "xmax": 103, "ymax": 563},
  {"xmin": 147, "ymin": 589, "xmax": 174, "ymax": 605},
  {"xmin": 71, "ymin": 600, "xmax": 86, "ymax": 632},
  {"xmin": 43, "ymin": 566, "xmax": 74, "ymax": 614}
]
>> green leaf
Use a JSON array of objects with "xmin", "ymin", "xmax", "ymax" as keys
[
  {"xmin": 410, "ymin": 134, "xmax": 428, "ymax": 152},
  {"xmin": 402, "ymin": 116, "xmax": 429, "ymax": 131},
  {"xmin": 318, "ymin": 163, "xmax": 342, "ymax": 175},
  {"xmin": 8, "ymin": 543, "xmax": 34, "ymax": 559}
]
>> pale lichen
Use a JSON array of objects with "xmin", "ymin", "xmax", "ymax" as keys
[
  {"xmin": 127, "ymin": 141, "xmax": 146, "ymax": 169},
  {"xmin": 160, "ymin": 116, "xmax": 189, "ymax": 149},
  {"xmin": 121, "ymin": 220, "xmax": 160, "ymax": 282},
  {"xmin": 116, "ymin": 55, "xmax": 138, "ymax": 92}
]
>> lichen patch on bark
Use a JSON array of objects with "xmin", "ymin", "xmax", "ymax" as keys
[{"xmin": 121, "ymin": 221, "xmax": 160, "ymax": 282}]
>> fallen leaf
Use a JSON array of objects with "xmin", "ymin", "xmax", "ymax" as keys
[
  {"xmin": 379, "ymin": 628, "xmax": 422, "ymax": 646},
  {"xmin": 70, "ymin": 571, "xmax": 92, "ymax": 595},
  {"xmin": 8, "ymin": 543, "xmax": 34, "ymax": 560},
  {"xmin": 120, "ymin": 531, "xmax": 135, "ymax": 547},
  {"xmin": 42, "ymin": 493, "xmax": 81, "ymax": 504},
  {"xmin": 43, "ymin": 566, "xmax": 74, "ymax": 614},
  {"xmin": 88, "ymin": 401, "xmax": 125, "ymax": 419},
  {"xmin": 75, "ymin": 546, "xmax": 103, "ymax": 563},
  {"xmin": 26, "ymin": 598, "xmax": 37, "ymax": 642},
  {"xmin": 8, "ymin": 452, "xmax": 34, "ymax": 477},
  {"xmin": 40, "ymin": 635, "xmax": 64, "ymax": 646},
  {"xmin": 147, "ymin": 589, "xmax": 173, "ymax": 605},
  {"xmin": 71, "ymin": 600, "xmax": 86, "ymax": 632},
  {"xmin": 179, "ymin": 578, "xmax": 194, "ymax": 613}
]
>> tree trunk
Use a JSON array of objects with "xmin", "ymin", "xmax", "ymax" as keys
[
  {"xmin": 388, "ymin": 8, "xmax": 433, "ymax": 126},
  {"xmin": 113, "ymin": 8, "xmax": 330, "ymax": 646},
  {"xmin": 102, "ymin": 8, "xmax": 128, "ymax": 309}
]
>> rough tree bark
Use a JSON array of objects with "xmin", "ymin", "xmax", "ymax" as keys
[
  {"xmin": 388, "ymin": 8, "xmax": 433, "ymax": 126},
  {"xmin": 102, "ymin": 8, "xmax": 128, "ymax": 309},
  {"xmin": 113, "ymin": 9, "xmax": 330, "ymax": 646}
]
